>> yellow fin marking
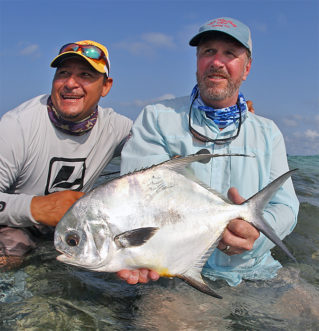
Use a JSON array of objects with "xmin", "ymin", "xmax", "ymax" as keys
[{"xmin": 158, "ymin": 267, "xmax": 174, "ymax": 278}]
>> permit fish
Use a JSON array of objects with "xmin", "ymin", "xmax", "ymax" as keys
[{"xmin": 54, "ymin": 153, "xmax": 297, "ymax": 299}]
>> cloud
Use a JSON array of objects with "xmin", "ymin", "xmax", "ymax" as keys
[
  {"xmin": 281, "ymin": 114, "xmax": 304, "ymax": 128},
  {"xmin": 291, "ymin": 129, "xmax": 319, "ymax": 140},
  {"xmin": 282, "ymin": 117, "xmax": 298, "ymax": 127},
  {"xmin": 283, "ymin": 123, "xmax": 319, "ymax": 155},
  {"xmin": 285, "ymin": 130, "xmax": 319, "ymax": 155},
  {"xmin": 20, "ymin": 44, "xmax": 39, "ymax": 56},
  {"xmin": 109, "ymin": 93, "xmax": 177, "ymax": 120},
  {"xmin": 126, "ymin": 93, "xmax": 176, "ymax": 107},
  {"xmin": 116, "ymin": 93, "xmax": 176, "ymax": 109},
  {"xmin": 252, "ymin": 21, "xmax": 268, "ymax": 33},
  {"xmin": 141, "ymin": 33, "xmax": 175, "ymax": 48},
  {"xmin": 113, "ymin": 32, "xmax": 176, "ymax": 56},
  {"xmin": 114, "ymin": 41, "xmax": 150, "ymax": 56},
  {"xmin": 305, "ymin": 129, "xmax": 319, "ymax": 139}
]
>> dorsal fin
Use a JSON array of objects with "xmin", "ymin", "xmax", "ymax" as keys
[
  {"xmin": 161, "ymin": 152, "xmax": 252, "ymax": 174},
  {"xmin": 161, "ymin": 153, "xmax": 250, "ymax": 204},
  {"xmin": 122, "ymin": 152, "xmax": 253, "ymax": 182}
]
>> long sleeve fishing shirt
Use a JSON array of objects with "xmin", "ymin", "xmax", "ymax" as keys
[
  {"xmin": 120, "ymin": 96, "xmax": 299, "ymax": 286},
  {"xmin": 0, "ymin": 94, "xmax": 132, "ymax": 227}
]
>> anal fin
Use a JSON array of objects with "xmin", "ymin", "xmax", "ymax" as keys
[{"xmin": 177, "ymin": 270, "xmax": 222, "ymax": 299}]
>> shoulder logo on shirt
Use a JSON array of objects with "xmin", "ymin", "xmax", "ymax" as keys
[
  {"xmin": 0, "ymin": 201, "xmax": 6, "ymax": 212},
  {"xmin": 45, "ymin": 157, "xmax": 86, "ymax": 195}
]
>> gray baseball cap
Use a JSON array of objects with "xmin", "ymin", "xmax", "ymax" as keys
[{"xmin": 189, "ymin": 17, "xmax": 252, "ymax": 53}]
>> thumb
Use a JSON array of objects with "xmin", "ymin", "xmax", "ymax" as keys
[{"xmin": 227, "ymin": 187, "xmax": 245, "ymax": 204}]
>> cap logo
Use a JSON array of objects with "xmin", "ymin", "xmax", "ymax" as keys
[{"xmin": 208, "ymin": 18, "xmax": 237, "ymax": 29}]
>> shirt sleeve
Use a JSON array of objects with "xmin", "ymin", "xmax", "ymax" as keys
[
  {"xmin": 0, "ymin": 113, "xmax": 38, "ymax": 226},
  {"xmin": 239, "ymin": 127, "xmax": 299, "ymax": 261},
  {"xmin": 120, "ymin": 105, "xmax": 171, "ymax": 175}
]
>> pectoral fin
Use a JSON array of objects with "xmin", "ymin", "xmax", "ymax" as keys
[
  {"xmin": 178, "ymin": 269, "xmax": 222, "ymax": 299},
  {"xmin": 114, "ymin": 227, "xmax": 158, "ymax": 248}
]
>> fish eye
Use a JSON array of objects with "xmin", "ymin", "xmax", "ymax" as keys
[{"xmin": 65, "ymin": 232, "xmax": 80, "ymax": 247}]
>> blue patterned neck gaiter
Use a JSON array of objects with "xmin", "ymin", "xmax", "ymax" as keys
[
  {"xmin": 47, "ymin": 96, "xmax": 98, "ymax": 135},
  {"xmin": 190, "ymin": 85, "xmax": 247, "ymax": 129}
]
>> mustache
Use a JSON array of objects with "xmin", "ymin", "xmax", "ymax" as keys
[{"xmin": 203, "ymin": 68, "xmax": 230, "ymax": 80}]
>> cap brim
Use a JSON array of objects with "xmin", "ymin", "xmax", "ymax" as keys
[
  {"xmin": 50, "ymin": 51, "xmax": 107, "ymax": 74},
  {"xmin": 189, "ymin": 31, "xmax": 208, "ymax": 46},
  {"xmin": 51, "ymin": 52, "xmax": 84, "ymax": 67},
  {"xmin": 190, "ymin": 30, "xmax": 236, "ymax": 46}
]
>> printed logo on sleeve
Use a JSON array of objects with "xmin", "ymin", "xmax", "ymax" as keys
[
  {"xmin": 0, "ymin": 201, "xmax": 6, "ymax": 212},
  {"xmin": 45, "ymin": 157, "xmax": 86, "ymax": 195}
]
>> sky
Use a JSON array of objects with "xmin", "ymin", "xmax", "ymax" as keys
[{"xmin": 0, "ymin": 0, "xmax": 318, "ymax": 156}]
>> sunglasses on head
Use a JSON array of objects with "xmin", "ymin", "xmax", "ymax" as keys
[{"xmin": 59, "ymin": 43, "xmax": 109, "ymax": 72}]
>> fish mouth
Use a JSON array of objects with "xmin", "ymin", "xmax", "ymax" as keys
[
  {"xmin": 56, "ymin": 253, "xmax": 84, "ymax": 268},
  {"xmin": 56, "ymin": 254, "xmax": 106, "ymax": 271},
  {"xmin": 56, "ymin": 253, "xmax": 73, "ymax": 262},
  {"xmin": 55, "ymin": 248, "xmax": 75, "ymax": 263}
]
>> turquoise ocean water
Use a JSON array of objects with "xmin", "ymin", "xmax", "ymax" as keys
[{"xmin": 0, "ymin": 155, "xmax": 318, "ymax": 330}]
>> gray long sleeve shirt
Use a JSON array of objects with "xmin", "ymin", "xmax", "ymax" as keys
[{"xmin": 0, "ymin": 94, "xmax": 132, "ymax": 227}]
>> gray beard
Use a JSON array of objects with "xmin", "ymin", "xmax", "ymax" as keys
[{"xmin": 196, "ymin": 71, "xmax": 244, "ymax": 104}]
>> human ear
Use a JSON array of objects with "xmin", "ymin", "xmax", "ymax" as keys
[
  {"xmin": 242, "ymin": 58, "xmax": 252, "ymax": 81},
  {"xmin": 101, "ymin": 77, "xmax": 113, "ymax": 97}
]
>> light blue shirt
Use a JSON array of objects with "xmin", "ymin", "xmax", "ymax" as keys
[{"xmin": 120, "ymin": 96, "xmax": 299, "ymax": 286}]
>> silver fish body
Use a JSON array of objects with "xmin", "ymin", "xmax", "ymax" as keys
[{"xmin": 54, "ymin": 154, "xmax": 296, "ymax": 298}]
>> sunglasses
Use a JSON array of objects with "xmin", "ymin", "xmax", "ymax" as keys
[
  {"xmin": 189, "ymin": 90, "xmax": 242, "ymax": 145},
  {"xmin": 59, "ymin": 43, "xmax": 109, "ymax": 72}
]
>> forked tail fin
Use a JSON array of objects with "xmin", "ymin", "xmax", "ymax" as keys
[{"xmin": 244, "ymin": 169, "xmax": 298, "ymax": 262}]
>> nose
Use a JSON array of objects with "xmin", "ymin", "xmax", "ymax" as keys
[
  {"xmin": 210, "ymin": 53, "xmax": 225, "ymax": 69},
  {"xmin": 64, "ymin": 75, "xmax": 80, "ymax": 89}
]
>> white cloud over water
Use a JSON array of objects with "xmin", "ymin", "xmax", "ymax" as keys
[{"xmin": 305, "ymin": 129, "xmax": 319, "ymax": 139}]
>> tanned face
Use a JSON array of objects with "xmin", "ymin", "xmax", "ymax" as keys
[
  {"xmin": 51, "ymin": 57, "xmax": 112, "ymax": 121},
  {"xmin": 196, "ymin": 37, "xmax": 251, "ymax": 108}
]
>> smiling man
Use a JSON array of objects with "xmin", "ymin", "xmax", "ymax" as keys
[
  {"xmin": 118, "ymin": 18, "xmax": 299, "ymax": 286},
  {"xmin": 0, "ymin": 40, "xmax": 132, "ymax": 269}
]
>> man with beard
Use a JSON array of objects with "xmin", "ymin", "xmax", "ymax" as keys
[
  {"xmin": 117, "ymin": 18, "xmax": 299, "ymax": 285},
  {"xmin": 0, "ymin": 40, "xmax": 132, "ymax": 269}
]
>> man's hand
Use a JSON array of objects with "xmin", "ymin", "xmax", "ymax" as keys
[
  {"xmin": 217, "ymin": 187, "xmax": 260, "ymax": 255},
  {"xmin": 117, "ymin": 268, "xmax": 160, "ymax": 284},
  {"xmin": 31, "ymin": 190, "xmax": 84, "ymax": 226},
  {"xmin": 247, "ymin": 100, "xmax": 255, "ymax": 114}
]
